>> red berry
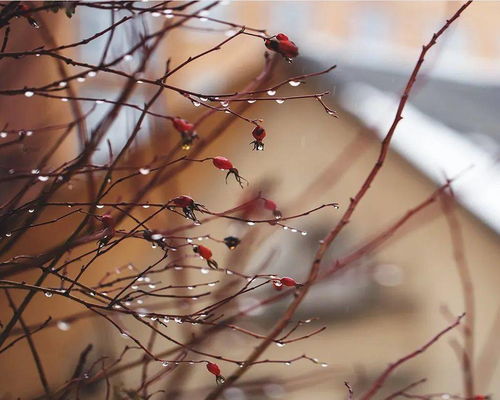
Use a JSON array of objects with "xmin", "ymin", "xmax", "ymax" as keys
[
  {"xmin": 277, "ymin": 40, "xmax": 299, "ymax": 58},
  {"xmin": 172, "ymin": 118, "xmax": 194, "ymax": 133},
  {"xmin": 195, "ymin": 245, "xmax": 212, "ymax": 260},
  {"xmin": 252, "ymin": 126, "xmax": 266, "ymax": 141},
  {"xmin": 213, "ymin": 156, "xmax": 234, "ymax": 170},
  {"xmin": 100, "ymin": 214, "xmax": 114, "ymax": 228},
  {"xmin": 280, "ymin": 277, "xmax": 297, "ymax": 287},
  {"xmin": 276, "ymin": 33, "xmax": 289, "ymax": 41},
  {"xmin": 171, "ymin": 195, "xmax": 194, "ymax": 208},
  {"xmin": 264, "ymin": 199, "xmax": 277, "ymax": 211},
  {"xmin": 206, "ymin": 362, "xmax": 221, "ymax": 376}
]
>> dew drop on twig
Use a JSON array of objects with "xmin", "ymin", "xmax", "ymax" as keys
[
  {"xmin": 289, "ymin": 80, "xmax": 301, "ymax": 87},
  {"xmin": 267, "ymin": 90, "xmax": 276, "ymax": 96}
]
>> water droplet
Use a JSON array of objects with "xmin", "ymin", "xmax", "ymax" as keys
[
  {"xmin": 327, "ymin": 110, "xmax": 335, "ymax": 116},
  {"xmin": 151, "ymin": 233, "xmax": 163, "ymax": 240},
  {"xmin": 38, "ymin": 176, "xmax": 49, "ymax": 182},
  {"xmin": 124, "ymin": 54, "xmax": 133, "ymax": 62},
  {"xmin": 165, "ymin": 14, "xmax": 174, "ymax": 19},
  {"xmin": 187, "ymin": 286, "xmax": 194, "ymax": 290},
  {"xmin": 220, "ymin": 101, "xmax": 229, "ymax": 107},
  {"xmin": 276, "ymin": 99, "xmax": 285, "ymax": 104},
  {"xmin": 131, "ymin": 285, "xmax": 139, "ymax": 290},
  {"xmin": 276, "ymin": 342, "xmax": 285, "ymax": 347},
  {"xmin": 0, "ymin": 132, "xmax": 7, "ymax": 138},
  {"xmin": 87, "ymin": 71, "xmax": 97, "ymax": 78},
  {"xmin": 150, "ymin": 316, "xmax": 157, "ymax": 321},
  {"xmin": 96, "ymin": 204, "xmax": 104, "ymax": 209},
  {"xmin": 96, "ymin": 100, "xmax": 104, "ymax": 104},
  {"xmin": 57, "ymin": 321, "xmax": 70, "ymax": 331},
  {"xmin": 289, "ymin": 80, "xmax": 301, "ymax": 87},
  {"xmin": 138, "ymin": 313, "xmax": 147, "ymax": 318},
  {"xmin": 226, "ymin": 270, "xmax": 233, "ymax": 275},
  {"xmin": 291, "ymin": 228, "xmax": 297, "ymax": 233},
  {"xmin": 201, "ymin": 268, "xmax": 209, "ymax": 274},
  {"xmin": 267, "ymin": 90, "xmax": 276, "ymax": 96},
  {"xmin": 192, "ymin": 100, "xmax": 200, "ymax": 107},
  {"xmin": 139, "ymin": 167, "xmax": 150, "ymax": 175},
  {"xmin": 5, "ymin": 232, "xmax": 12, "ymax": 237},
  {"xmin": 186, "ymin": 238, "xmax": 193, "ymax": 243},
  {"xmin": 320, "ymin": 362, "xmax": 328, "ymax": 367},
  {"xmin": 26, "ymin": 131, "xmax": 33, "ymax": 136},
  {"xmin": 31, "ymin": 169, "xmax": 40, "ymax": 175},
  {"xmin": 8, "ymin": 169, "xmax": 15, "ymax": 174},
  {"xmin": 247, "ymin": 221, "xmax": 255, "ymax": 226},
  {"xmin": 24, "ymin": 91, "xmax": 34, "ymax": 97},
  {"xmin": 247, "ymin": 99, "xmax": 256, "ymax": 104},
  {"xmin": 174, "ymin": 266, "xmax": 183, "ymax": 270},
  {"xmin": 114, "ymin": 304, "xmax": 121, "ymax": 309},
  {"xmin": 283, "ymin": 226, "xmax": 289, "ymax": 230},
  {"xmin": 28, "ymin": 209, "xmax": 35, "ymax": 213},
  {"xmin": 301, "ymin": 231, "xmax": 308, "ymax": 236},
  {"xmin": 121, "ymin": 332, "xmax": 129, "ymax": 338},
  {"xmin": 77, "ymin": 77, "xmax": 85, "ymax": 83},
  {"xmin": 284, "ymin": 362, "xmax": 291, "ymax": 366},
  {"xmin": 44, "ymin": 292, "xmax": 53, "ymax": 298},
  {"xmin": 148, "ymin": 284, "xmax": 156, "ymax": 289},
  {"xmin": 152, "ymin": 11, "xmax": 161, "ymax": 17},
  {"xmin": 174, "ymin": 317, "xmax": 183, "ymax": 324},
  {"xmin": 142, "ymin": 204, "xmax": 150, "ymax": 209},
  {"xmin": 162, "ymin": 361, "xmax": 169, "ymax": 367},
  {"xmin": 61, "ymin": 98, "xmax": 69, "ymax": 102},
  {"xmin": 137, "ymin": 299, "xmax": 143, "ymax": 304},
  {"xmin": 59, "ymin": 81, "xmax": 67, "ymax": 87}
]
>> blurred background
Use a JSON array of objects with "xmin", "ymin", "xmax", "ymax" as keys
[{"xmin": 0, "ymin": 1, "xmax": 499, "ymax": 399}]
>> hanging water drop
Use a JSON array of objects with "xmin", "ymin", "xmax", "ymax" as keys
[
  {"xmin": 289, "ymin": 80, "xmax": 301, "ymax": 87},
  {"xmin": 276, "ymin": 99, "xmax": 285, "ymax": 104},
  {"xmin": 247, "ymin": 99, "xmax": 256, "ymax": 104},
  {"xmin": 139, "ymin": 167, "xmax": 150, "ymax": 175},
  {"xmin": 44, "ymin": 291, "xmax": 53, "ymax": 298},
  {"xmin": 267, "ymin": 90, "xmax": 276, "ymax": 96},
  {"xmin": 38, "ymin": 176, "xmax": 49, "ymax": 182},
  {"xmin": 24, "ymin": 91, "xmax": 34, "ymax": 97}
]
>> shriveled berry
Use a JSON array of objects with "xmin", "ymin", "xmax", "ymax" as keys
[{"xmin": 224, "ymin": 236, "xmax": 241, "ymax": 250}]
